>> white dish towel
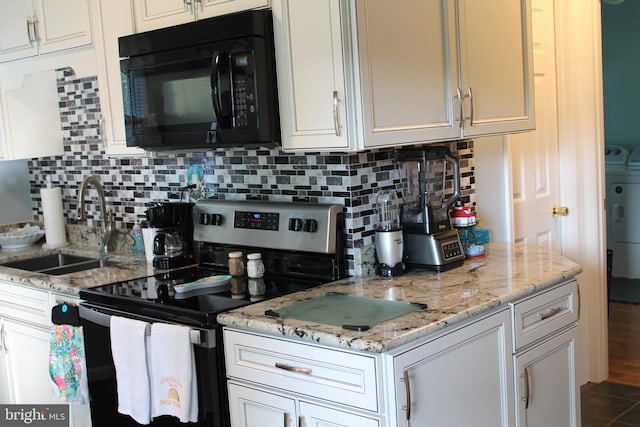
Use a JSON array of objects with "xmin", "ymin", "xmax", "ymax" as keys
[
  {"xmin": 149, "ymin": 323, "xmax": 198, "ymax": 423},
  {"xmin": 110, "ymin": 316, "xmax": 151, "ymax": 425}
]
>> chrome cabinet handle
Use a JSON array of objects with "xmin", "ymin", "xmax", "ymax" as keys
[
  {"xmin": 540, "ymin": 306, "xmax": 563, "ymax": 321},
  {"xmin": 26, "ymin": 17, "xmax": 34, "ymax": 47},
  {"xmin": 196, "ymin": 0, "xmax": 203, "ymax": 13},
  {"xmin": 183, "ymin": 0, "xmax": 193, "ymax": 13},
  {"xmin": 33, "ymin": 15, "xmax": 39, "ymax": 43},
  {"xmin": 275, "ymin": 362, "xmax": 312, "ymax": 375},
  {"xmin": 400, "ymin": 369, "xmax": 412, "ymax": 421},
  {"xmin": 0, "ymin": 323, "xmax": 6, "ymax": 353},
  {"xmin": 521, "ymin": 367, "xmax": 531, "ymax": 409},
  {"xmin": 456, "ymin": 87, "xmax": 464, "ymax": 129},
  {"xmin": 332, "ymin": 90, "xmax": 341, "ymax": 136},
  {"xmin": 467, "ymin": 87, "xmax": 474, "ymax": 126}
]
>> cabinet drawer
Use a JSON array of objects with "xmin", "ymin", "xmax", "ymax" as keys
[
  {"xmin": 512, "ymin": 280, "xmax": 578, "ymax": 351},
  {"xmin": 0, "ymin": 282, "xmax": 51, "ymax": 326},
  {"xmin": 224, "ymin": 329, "xmax": 379, "ymax": 411}
]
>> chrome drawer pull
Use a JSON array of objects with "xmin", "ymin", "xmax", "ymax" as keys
[
  {"xmin": 400, "ymin": 369, "xmax": 412, "ymax": 421},
  {"xmin": 520, "ymin": 367, "xmax": 531, "ymax": 409},
  {"xmin": 540, "ymin": 306, "xmax": 563, "ymax": 321},
  {"xmin": 275, "ymin": 362, "xmax": 312, "ymax": 375}
]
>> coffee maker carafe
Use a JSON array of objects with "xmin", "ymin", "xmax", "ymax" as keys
[
  {"xmin": 396, "ymin": 147, "xmax": 465, "ymax": 271},
  {"xmin": 374, "ymin": 189, "xmax": 405, "ymax": 277},
  {"xmin": 145, "ymin": 202, "xmax": 196, "ymax": 269}
]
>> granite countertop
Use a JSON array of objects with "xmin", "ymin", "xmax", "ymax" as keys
[
  {"xmin": 0, "ymin": 244, "xmax": 154, "ymax": 295},
  {"xmin": 217, "ymin": 243, "xmax": 583, "ymax": 353}
]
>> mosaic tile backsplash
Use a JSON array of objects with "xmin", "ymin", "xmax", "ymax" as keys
[{"xmin": 25, "ymin": 68, "xmax": 476, "ymax": 276}]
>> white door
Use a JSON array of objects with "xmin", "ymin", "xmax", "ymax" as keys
[
  {"xmin": 507, "ymin": 0, "xmax": 561, "ymax": 251},
  {"xmin": 3, "ymin": 319, "xmax": 57, "ymax": 404},
  {"xmin": 515, "ymin": 327, "xmax": 580, "ymax": 427},
  {"xmin": 393, "ymin": 310, "xmax": 514, "ymax": 427},
  {"xmin": 475, "ymin": 0, "xmax": 607, "ymax": 384},
  {"xmin": 227, "ymin": 382, "xmax": 297, "ymax": 427}
]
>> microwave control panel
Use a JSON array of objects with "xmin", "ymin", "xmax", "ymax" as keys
[{"xmin": 232, "ymin": 51, "xmax": 257, "ymax": 129}]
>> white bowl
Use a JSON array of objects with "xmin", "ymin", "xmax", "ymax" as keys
[{"xmin": 0, "ymin": 228, "xmax": 45, "ymax": 250}]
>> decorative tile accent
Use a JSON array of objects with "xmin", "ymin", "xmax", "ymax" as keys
[{"xmin": 26, "ymin": 68, "xmax": 476, "ymax": 276}]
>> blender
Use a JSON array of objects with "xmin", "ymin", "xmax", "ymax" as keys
[
  {"xmin": 396, "ymin": 147, "xmax": 465, "ymax": 271},
  {"xmin": 374, "ymin": 189, "xmax": 405, "ymax": 277}
]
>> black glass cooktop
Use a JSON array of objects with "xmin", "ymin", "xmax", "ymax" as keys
[{"xmin": 79, "ymin": 266, "xmax": 323, "ymax": 328}]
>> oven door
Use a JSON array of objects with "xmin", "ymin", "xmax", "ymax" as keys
[{"xmin": 79, "ymin": 303, "xmax": 229, "ymax": 427}]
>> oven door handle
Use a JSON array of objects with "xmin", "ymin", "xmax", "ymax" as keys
[{"xmin": 79, "ymin": 305, "xmax": 216, "ymax": 349}]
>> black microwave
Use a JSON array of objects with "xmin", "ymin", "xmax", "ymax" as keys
[{"xmin": 118, "ymin": 9, "xmax": 280, "ymax": 151}]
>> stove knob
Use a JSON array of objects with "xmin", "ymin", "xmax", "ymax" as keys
[
  {"xmin": 288, "ymin": 217, "xmax": 302, "ymax": 231},
  {"xmin": 211, "ymin": 214, "xmax": 223, "ymax": 226},
  {"xmin": 303, "ymin": 219, "xmax": 318, "ymax": 233},
  {"xmin": 200, "ymin": 213, "xmax": 211, "ymax": 225}
]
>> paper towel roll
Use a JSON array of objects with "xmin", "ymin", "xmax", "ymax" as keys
[{"xmin": 41, "ymin": 185, "xmax": 67, "ymax": 248}]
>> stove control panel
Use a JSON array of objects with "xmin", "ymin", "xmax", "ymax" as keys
[
  {"xmin": 193, "ymin": 200, "xmax": 343, "ymax": 254},
  {"xmin": 235, "ymin": 211, "xmax": 279, "ymax": 231}
]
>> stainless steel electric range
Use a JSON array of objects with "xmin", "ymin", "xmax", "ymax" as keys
[{"xmin": 79, "ymin": 200, "xmax": 346, "ymax": 427}]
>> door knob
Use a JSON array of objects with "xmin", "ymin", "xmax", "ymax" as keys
[{"xmin": 552, "ymin": 206, "xmax": 569, "ymax": 217}]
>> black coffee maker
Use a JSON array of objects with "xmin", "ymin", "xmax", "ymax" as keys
[{"xmin": 146, "ymin": 202, "xmax": 196, "ymax": 269}]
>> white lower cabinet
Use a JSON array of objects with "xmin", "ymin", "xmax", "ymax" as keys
[
  {"xmin": 0, "ymin": 282, "xmax": 91, "ymax": 427},
  {"xmin": 2, "ymin": 318, "xmax": 57, "ymax": 404},
  {"xmin": 389, "ymin": 309, "xmax": 514, "ymax": 427},
  {"xmin": 224, "ymin": 280, "xmax": 580, "ymax": 427},
  {"xmin": 515, "ymin": 327, "xmax": 579, "ymax": 427},
  {"xmin": 511, "ymin": 280, "xmax": 580, "ymax": 427},
  {"xmin": 228, "ymin": 382, "xmax": 380, "ymax": 427}
]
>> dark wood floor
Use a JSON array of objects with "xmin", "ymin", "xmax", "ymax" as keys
[{"xmin": 609, "ymin": 301, "xmax": 640, "ymax": 387}]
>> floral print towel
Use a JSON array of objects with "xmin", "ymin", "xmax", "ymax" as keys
[{"xmin": 49, "ymin": 324, "xmax": 89, "ymax": 404}]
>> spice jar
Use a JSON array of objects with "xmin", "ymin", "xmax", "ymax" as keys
[
  {"xmin": 228, "ymin": 251, "xmax": 245, "ymax": 276},
  {"xmin": 247, "ymin": 253, "xmax": 265, "ymax": 279}
]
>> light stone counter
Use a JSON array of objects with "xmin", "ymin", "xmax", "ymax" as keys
[
  {"xmin": 218, "ymin": 243, "xmax": 583, "ymax": 353},
  {"xmin": 0, "ymin": 245, "xmax": 154, "ymax": 295}
]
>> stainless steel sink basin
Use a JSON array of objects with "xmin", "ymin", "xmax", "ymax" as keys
[{"xmin": 0, "ymin": 253, "xmax": 117, "ymax": 276}]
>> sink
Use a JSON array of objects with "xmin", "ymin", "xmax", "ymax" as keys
[{"xmin": 0, "ymin": 253, "xmax": 117, "ymax": 276}]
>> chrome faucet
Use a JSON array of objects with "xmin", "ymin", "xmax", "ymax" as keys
[{"xmin": 77, "ymin": 176, "xmax": 116, "ymax": 255}]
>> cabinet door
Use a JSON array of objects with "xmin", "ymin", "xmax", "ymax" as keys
[
  {"xmin": 34, "ymin": 0, "xmax": 92, "ymax": 55},
  {"xmin": 356, "ymin": 0, "xmax": 461, "ymax": 148},
  {"xmin": 457, "ymin": 0, "xmax": 535, "ymax": 136},
  {"xmin": 228, "ymin": 382, "xmax": 297, "ymax": 427},
  {"xmin": 3, "ymin": 319, "xmax": 57, "ymax": 404},
  {"xmin": 0, "ymin": 1, "xmax": 38, "ymax": 62},
  {"xmin": 393, "ymin": 310, "xmax": 514, "ymax": 427},
  {"xmin": 515, "ymin": 326, "xmax": 580, "ymax": 427},
  {"xmin": 273, "ymin": 0, "xmax": 355, "ymax": 152},
  {"xmin": 300, "ymin": 401, "xmax": 379, "ymax": 427},
  {"xmin": 93, "ymin": 0, "xmax": 146, "ymax": 157},
  {"xmin": 133, "ymin": 0, "xmax": 195, "ymax": 32},
  {"xmin": 3, "ymin": 69, "xmax": 63, "ymax": 160}
]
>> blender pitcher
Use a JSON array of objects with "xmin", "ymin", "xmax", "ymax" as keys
[
  {"xmin": 397, "ymin": 147, "xmax": 461, "ymax": 235},
  {"xmin": 374, "ymin": 189, "xmax": 405, "ymax": 277}
]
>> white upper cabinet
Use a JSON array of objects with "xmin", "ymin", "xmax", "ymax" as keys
[
  {"xmin": 278, "ymin": 0, "xmax": 535, "ymax": 152},
  {"xmin": 356, "ymin": 0, "xmax": 461, "ymax": 147},
  {"xmin": 456, "ymin": 0, "xmax": 535, "ymax": 137},
  {"xmin": 91, "ymin": 0, "xmax": 145, "ymax": 157},
  {"xmin": 1, "ymin": 70, "xmax": 63, "ymax": 160},
  {"xmin": 133, "ymin": 0, "xmax": 270, "ymax": 32},
  {"xmin": 0, "ymin": 0, "xmax": 92, "ymax": 63},
  {"xmin": 272, "ymin": 0, "xmax": 360, "ymax": 152}
]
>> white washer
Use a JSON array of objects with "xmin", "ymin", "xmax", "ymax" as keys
[{"xmin": 605, "ymin": 145, "xmax": 640, "ymax": 278}]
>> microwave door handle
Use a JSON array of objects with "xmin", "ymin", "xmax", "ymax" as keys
[
  {"xmin": 211, "ymin": 53, "xmax": 223, "ymax": 122},
  {"xmin": 211, "ymin": 52, "xmax": 232, "ymax": 126}
]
